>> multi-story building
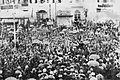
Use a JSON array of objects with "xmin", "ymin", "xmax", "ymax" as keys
[
  {"xmin": 0, "ymin": 0, "xmax": 87, "ymax": 26},
  {"xmin": 0, "ymin": 0, "xmax": 119, "ymax": 25},
  {"xmin": 84, "ymin": 0, "xmax": 120, "ymax": 22}
]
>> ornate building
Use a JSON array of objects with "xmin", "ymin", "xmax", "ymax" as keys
[
  {"xmin": 0, "ymin": 0, "xmax": 87, "ymax": 26},
  {"xmin": 0, "ymin": 0, "xmax": 119, "ymax": 25}
]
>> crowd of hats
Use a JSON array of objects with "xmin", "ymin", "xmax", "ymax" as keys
[{"xmin": 0, "ymin": 19, "xmax": 120, "ymax": 80}]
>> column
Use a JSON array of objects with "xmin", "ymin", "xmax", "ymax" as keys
[{"xmin": 37, "ymin": 0, "xmax": 39, "ymax": 3}]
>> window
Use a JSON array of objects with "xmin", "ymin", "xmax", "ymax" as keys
[
  {"xmin": 23, "ymin": 0, "xmax": 28, "ymax": 4},
  {"xmin": 74, "ymin": 10, "xmax": 81, "ymax": 21},
  {"xmin": 47, "ymin": 0, "xmax": 49, "ymax": 3},
  {"xmin": 35, "ymin": 0, "xmax": 37, "ymax": 3},
  {"xmin": 22, "ymin": 0, "xmax": 28, "ymax": 6},
  {"xmin": 53, "ymin": 0, "xmax": 55, "ymax": 3},
  {"xmin": 7, "ymin": 0, "xmax": 15, "ymax": 4},
  {"xmin": 96, "ymin": 8, "xmax": 101, "ymax": 12},
  {"xmin": 2, "ymin": 0, "xmax": 4, "ymax": 4},
  {"xmin": 6, "ymin": 0, "xmax": 9, "ymax": 4},
  {"xmin": 18, "ymin": 0, "xmax": 20, "ymax": 4},
  {"xmin": 9, "ymin": 0, "xmax": 15, "ymax": 4},
  {"xmin": 58, "ymin": 0, "xmax": 61, "ymax": 3},
  {"xmin": 103, "ymin": 0, "xmax": 107, "ymax": 3},
  {"xmin": 40, "ymin": 0, "xmax": 45, "ymax": 3},
  {"xmin": 30, "ymin": 0, "xmax": 32, "ymax": 3},
  {"xmin": 84, "ymin": 9, "xmax": 88, "ymax": 17}
]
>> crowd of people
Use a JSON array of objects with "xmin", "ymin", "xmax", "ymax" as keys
[{"xmin": 0, "ymin": 18, "xmax": 120, "ymax": 80}]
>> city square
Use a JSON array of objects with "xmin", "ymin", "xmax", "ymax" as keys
[{"xmin": 0, "ymin": 0, "xmax": 120, "ymax": 80}]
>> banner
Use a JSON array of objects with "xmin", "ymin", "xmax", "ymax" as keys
[{"xmin": 1, "ymin": 4, "xmax": 20, "ymax": 10}]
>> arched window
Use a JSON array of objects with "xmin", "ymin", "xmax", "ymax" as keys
[
  {"xmin": 74, "ymin": 10, "xmax": 81, "ymax": 21},
  {"xmin": 36, "ymin": 10, "xmax": 47, "ymax": 20},
  {"xmin": 35, "ymin": 0, "xmax": 37, "ymax": 3}
]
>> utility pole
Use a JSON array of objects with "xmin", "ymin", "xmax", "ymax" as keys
[{"xmin": 13, "ymin": 4, "xmax": 16, "ymax": 51}]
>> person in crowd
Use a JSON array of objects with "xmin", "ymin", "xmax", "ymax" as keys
[{"xmin": 0, "ymin": 18, "xmax": 120, "ymax": 80}]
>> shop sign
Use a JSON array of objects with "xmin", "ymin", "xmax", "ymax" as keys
[{"xmin": 1, "ymin": 5, "xmax": 19, "ymax": 10}]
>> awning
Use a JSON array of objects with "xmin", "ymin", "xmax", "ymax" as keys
[{"xmin": 57, "ymin": 15, "xmax": 73, "ymax": 17}]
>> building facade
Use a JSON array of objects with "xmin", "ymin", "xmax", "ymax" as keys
[
  {"xmin": 84, "ymin": 0, "xmax": 120, "ymax": 22},
  {"xmin": 0, "ymin": 0, "xmax": 119, "ymax": 25},
  {"xmin": 0, "ymin": 0, "xmax": 87, "ymax": 26}
]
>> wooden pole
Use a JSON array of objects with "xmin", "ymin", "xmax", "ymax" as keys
[{"xmin": 13, "ymin": 4, "xmax": 16, "ymax": 51}]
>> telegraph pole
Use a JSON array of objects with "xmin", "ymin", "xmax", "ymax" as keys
[{"xmin": 13, "ymin": 4, "xmax": 17, "ymax": 51}]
